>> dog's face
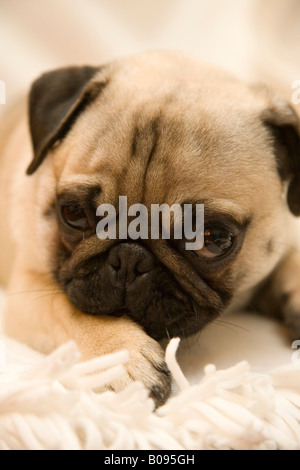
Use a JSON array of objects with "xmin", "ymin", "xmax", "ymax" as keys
[{"xmin": 25, "ymin": 51, "xmax": 300, "ymax": 340}]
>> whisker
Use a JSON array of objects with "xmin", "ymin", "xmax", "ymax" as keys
[
  {"xmin": 177, "ymin": 320, "xmax": 186, "ymax": 340},
  {"xmin": 6, "ymin": 288, "xmax": 63, "ymax": 297},
  {"xmin": 165, "ymin": 327, "xmax": 171, "ymax": 340},
  {"xmin": 213, "ymin": 319, "xmax": 250, "ymax": 333}
]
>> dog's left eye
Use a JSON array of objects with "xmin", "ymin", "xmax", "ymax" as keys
[
  {"xmin": 60, "ymin": 204, "xmax": 90, "ymax": 231},
  {"xmin": 198, "ymin": 226, "xmax": 234, "ymax": 258}
]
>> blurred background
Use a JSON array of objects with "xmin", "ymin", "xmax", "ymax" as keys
[{"xmin": 0, "ymin": 0, "xmax": 300, "ymax": 112}]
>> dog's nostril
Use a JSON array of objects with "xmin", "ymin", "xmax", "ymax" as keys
[
  {"xmin": 107, "ymin": 243, "xmax": 155, "ymax": 286},
  {"xmin": 108, "ymin": 252, "xmax": 121, "ymax": 270},
  {"xmin": 135, "ymin": 259, "xmax": 154, "ymax": 275}
]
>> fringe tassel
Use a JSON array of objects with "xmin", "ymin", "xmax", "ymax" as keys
[{"xmin": 0, "ymin": 338, "xmax": 300, "ymax": 450}]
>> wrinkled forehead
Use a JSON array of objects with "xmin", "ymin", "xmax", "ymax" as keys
[{"xmin": 53, "ymin": 75, "xmax": 279, "ymax": 211}]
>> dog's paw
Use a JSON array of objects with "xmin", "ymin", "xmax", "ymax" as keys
[
  {"xmin": 75, "ymin": 315, "xmax": 172, "ymax": 407},
  {"xmin": 108, "ymin": 335, "xmax": 172, "ymax": 408}
]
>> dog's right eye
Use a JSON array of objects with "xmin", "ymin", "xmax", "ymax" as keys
[
  {"xmin": 197, "ymin": 226, "xmax": 234, "ymax": 259},
  {"xmin": 60, "ymin": 204, "xmax": 90, "ymax": 231}
]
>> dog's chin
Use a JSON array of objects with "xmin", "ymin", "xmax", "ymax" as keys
[
  {"xmin": 60, "ymin": 261, "xmax": 223, "ymax": 341},
  {"xmin": 64, "ymin": 285, "xmax": 216, "ymax": 341},
  {"xmin": 115, "ymin": 308, "xmax": 216, "ymax": 340}
]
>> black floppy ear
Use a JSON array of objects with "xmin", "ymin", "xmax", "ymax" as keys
[
  {"xmin": 260, "ymin": 90, "xmax": 300, "ymax": 216},
  {"xmin": 27, "ymin": 65, "xmax": 105, "ymax": 175}
]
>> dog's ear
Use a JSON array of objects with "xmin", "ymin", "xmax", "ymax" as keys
[
  {"xmin": 27, "ymin": 66, "xmax": 106, "ymax": 175},
  {"xmin": 256, "ymin": 86, "xmax": 300, "ymax": 216}
]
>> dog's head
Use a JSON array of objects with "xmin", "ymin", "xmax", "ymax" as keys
[{"xmin": 26, "ymin": 51, "xmax": 300, "ymax": 340}]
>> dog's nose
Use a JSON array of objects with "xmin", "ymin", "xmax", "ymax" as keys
[{"xmin": 107, "ymin": 243, "xmax": 155, "ymax": 286}]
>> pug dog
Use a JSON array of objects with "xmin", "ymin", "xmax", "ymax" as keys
[{"xmin": 1, "ymin": 51, "xmax": 300, "ymax": 406}]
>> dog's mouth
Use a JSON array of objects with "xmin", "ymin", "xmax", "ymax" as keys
[
  {"xmin": 109, "ymin": 303, "xmax": 212, "ymax": 340},
  {"xmin": 62, "ymin": 272, "xmax": 220, "ymax": 340},
  {"xmin": 59, "ymin": 248, "xmax": 227, "ymax": 341}
]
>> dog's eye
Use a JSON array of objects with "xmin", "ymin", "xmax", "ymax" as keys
[
  {"xmin": 60, "ymin": 204, "xmax": 90, "ymax": 231},
  {"xmin": 198, "ymin": 226, "xmax": 234, "ymax": 258}
]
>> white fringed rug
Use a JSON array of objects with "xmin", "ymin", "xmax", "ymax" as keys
[{"xmin": 0, "ymin": 330, "xmax": 300, "ymax": 450}]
